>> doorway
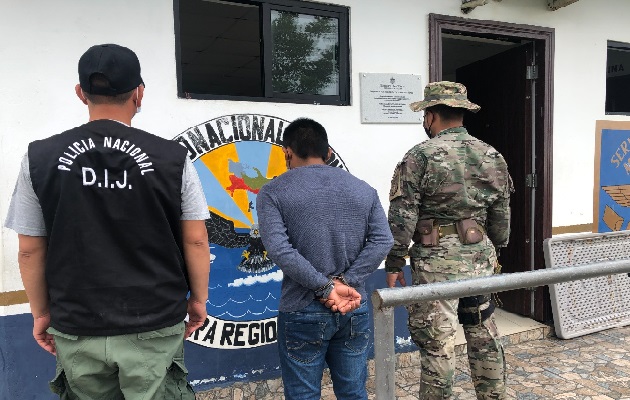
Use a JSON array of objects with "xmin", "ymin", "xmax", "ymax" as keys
[{"xmin": 429, "ymin": 14, "xmax": 554, "ymax": 322}]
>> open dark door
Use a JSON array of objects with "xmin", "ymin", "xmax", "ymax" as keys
[{"xmin": 456, "ymin": 43, "xmax": 535, "ymax": 317}]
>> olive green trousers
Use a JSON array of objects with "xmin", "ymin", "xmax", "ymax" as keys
[{"xmin": 48, "ymin": 322, "xmax": 195, "ymax": 400}]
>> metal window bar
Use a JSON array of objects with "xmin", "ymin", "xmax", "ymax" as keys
[{"xmin": 371, "ymin": 259, "xmax": 630, "ymax": 400}]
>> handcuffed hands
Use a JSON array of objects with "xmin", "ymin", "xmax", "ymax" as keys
[{"xmin": 319, "ymin": 279, "xmax": 361, "ymax": 315}]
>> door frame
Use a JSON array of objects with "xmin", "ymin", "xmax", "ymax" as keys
[{"xmin": 429, "ymin": 13, "xmax": 554, "ymax": 322}]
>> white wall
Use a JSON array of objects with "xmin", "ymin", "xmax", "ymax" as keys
[
  {"xmin": 2, "ymin": 0, "xmax": 630, "ymax": 298},
  {"xmin": 447, "ymin": 0, "xmax": 630, "ymax": 226}
]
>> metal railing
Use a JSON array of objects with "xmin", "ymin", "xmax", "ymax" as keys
[{"xmin": 371, "ymin": 259, "xmax": 630, "ymax": 400}]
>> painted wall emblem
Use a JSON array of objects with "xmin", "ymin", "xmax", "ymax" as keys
[{"xmin": 173, "ymin": 114, "xmax": 347, "ymax": 349}]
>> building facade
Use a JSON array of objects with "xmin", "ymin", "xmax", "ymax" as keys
[{"xmin": 2, "ymin": 0, "xmax": 629, "ymax": 397}]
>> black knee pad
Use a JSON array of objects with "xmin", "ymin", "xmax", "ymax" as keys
[{"xmin": 457, "ymin": 295, "xmax": 495, "ymax": 326}]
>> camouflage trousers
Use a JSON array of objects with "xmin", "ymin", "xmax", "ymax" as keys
[{"xmin": 407, "ymin": 240, "xmax": 506, "ymax": 399}]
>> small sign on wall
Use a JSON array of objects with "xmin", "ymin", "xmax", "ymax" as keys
[
  {"xmin": 593, "ymin": 120, "xmax": 630, "ymax": 232},
  {"xmin": 359, "ymin": 73, "xmax": 423, "ymax": 124}
]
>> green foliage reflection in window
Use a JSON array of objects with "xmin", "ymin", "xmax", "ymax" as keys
[{"xmin": 271, "ymin": 11, "xmax": 339, "ymax": 96}]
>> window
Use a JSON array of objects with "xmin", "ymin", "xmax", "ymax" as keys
[
  {"xmin": 606, "ymin": 41, "xmax": 630, "ymax": 115},
  {"xmin": 174, "ymin": 0, "xmax": 350, "ymax": 105}
]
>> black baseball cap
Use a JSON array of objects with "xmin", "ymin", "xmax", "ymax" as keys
[{"xmin": 78, "ymin": 44, "xmax": 144, "ymax": 96}]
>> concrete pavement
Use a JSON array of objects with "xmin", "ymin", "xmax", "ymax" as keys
[{"xmin": 196, "ymin": 309, "xmax": 630, "ymax": 399}]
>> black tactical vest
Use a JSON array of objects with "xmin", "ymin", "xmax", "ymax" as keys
[{"xmin": 29, "ymin": 120, "xmax": 190, "ymax": 336}]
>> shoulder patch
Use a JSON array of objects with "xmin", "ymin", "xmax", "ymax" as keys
[{"xmin": 389, "ymin": 162, "xmax": 404, "ymax": 201}]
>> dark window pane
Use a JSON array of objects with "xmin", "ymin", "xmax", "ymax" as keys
[
  {"xmin": 175, "ymin": 0, "xmax": 349, "ymax": 104},
  {"xmin": 606, "ymin": 41, "xmax": 630, "ymax": 114},
  {"xmin": 271, "ymin": 10, "xmax": 339, "ymax": 96},
  {"xmin": 180, "ymin": 0, "xmax": 262, "ymax": 97}
]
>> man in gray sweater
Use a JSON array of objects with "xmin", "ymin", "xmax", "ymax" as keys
[{"xmin": 257, "ymin": 118, "xmax": 393, "ymax": 400}]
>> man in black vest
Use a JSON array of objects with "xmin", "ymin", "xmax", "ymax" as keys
[{"xmin": 4, "ymin": 44, "xmax": 210, "ymax": 399}]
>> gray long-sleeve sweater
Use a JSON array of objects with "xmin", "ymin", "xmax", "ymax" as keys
[{"xmin": 256, "ymin": 164, "xmax": 394, "ymax": 312}]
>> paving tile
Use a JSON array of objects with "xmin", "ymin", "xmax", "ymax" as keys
[{"xmin": 195, "ymin": 322, "xmax": 630, "ymax": 399}]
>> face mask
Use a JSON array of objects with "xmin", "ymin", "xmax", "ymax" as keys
[
  {"xmin": 135, "ymin": 88, "xmax": 141, "ymax": 114},
  {"xmin": 285, "ymin": 153, "xmax": 292, "ymax": 170},
  {"xmin": 423, "ymin": 112, "xmax": 432, "ymax": 136}
]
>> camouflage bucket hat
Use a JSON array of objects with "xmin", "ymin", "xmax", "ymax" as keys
[{"xmin": 409, "ymin": 81, "xmax": 480, "ymax": 113}]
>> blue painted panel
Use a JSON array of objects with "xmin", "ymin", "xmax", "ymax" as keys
[
  {"xmin": 186, "ymin": 268, "xmax": 415, "ymax": 392},
  {"xmin": 596, "ymin": 128, "xmax": 630, "ymax": 232},
  {"xmin": 0, "ymin": 269, "xmax": 415, "ymax": 397},
  {"xmin": 0, "ymin": 313, "xmax": 56, "ymax": 400}
]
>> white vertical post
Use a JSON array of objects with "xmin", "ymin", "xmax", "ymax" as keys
[{"xmin": 372, "ymin": 292, "xmax": 396, "ymax": 400}]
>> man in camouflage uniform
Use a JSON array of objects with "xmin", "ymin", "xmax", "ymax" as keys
[{"xmin": 385, "ymin": 81, "xmax": 513, "ymax": 399}]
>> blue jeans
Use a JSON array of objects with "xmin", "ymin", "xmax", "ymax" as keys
[{"xmin": 277, "ymin": 300, "xmax": 370, "ymax": 400}]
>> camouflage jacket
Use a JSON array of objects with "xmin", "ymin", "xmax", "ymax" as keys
[{"xmin": 386, "ymin": 126, "xmax": 514, "ymax": 271}]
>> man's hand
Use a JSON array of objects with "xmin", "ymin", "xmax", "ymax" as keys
[
  {"xmin": 185, "ymin": 298, "xmax": 208, "ymax": 338},
  {"xmin": 386, "ymin": 271, "xmax": 406, "ymax": 288},
  {"xmin": 321, "ymin": 282, "xmax": 361, "ymax": 315},
  {"xmin": 33, "ymin": 313, "xmax": 55, "ymax": 355},
  {"xmin": 385, "ymin": 255, "xmax": 406, "ymax": 288}
]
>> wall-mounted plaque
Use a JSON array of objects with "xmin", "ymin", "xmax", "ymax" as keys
[{"xmin": 359, "ymin": 73, "xmax": 423, "ymax": 124}]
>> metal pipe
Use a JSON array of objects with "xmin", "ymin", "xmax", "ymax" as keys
[
  {"xmin": 372, "ymin": 259, "xmax": 630, "ymax": 399},
  {"xmin": 373, "ymin": 259, "xmax": 630, "ymax": 309}
]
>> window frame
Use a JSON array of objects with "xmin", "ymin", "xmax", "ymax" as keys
[
  {"xmin": 173, "ymin": 0, "xmax": 350, "ymax": 105},
  {"xmin": 605, "ymin": 40, "xmax": 630, "ymax": 116}
]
